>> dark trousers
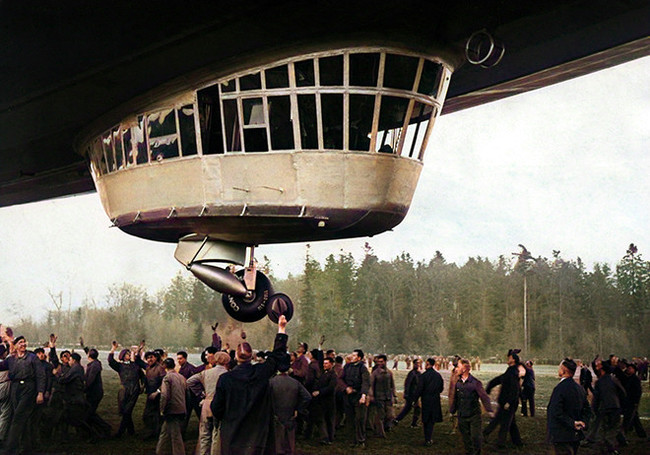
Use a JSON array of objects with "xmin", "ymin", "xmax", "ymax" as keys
[
  {"xmin": 318, "ymin": 399, "xmax": 336, "ymax": 443},
  {"xmin": 345, "ymin": 395, "xmax": 367, "ymax": 444},
  {"xmin": 395, "ymin": 398, "xmax": 420, "ymax": 425},
  {"xmin": 597, "ymin": 411, "xmax": 620, "ymax": 453},
  {"xmin": 458, "ymin": 413, "xmax": 483, "ymax": 455},
  {"xmin": 622, "ymin": 404, "xmax": 647, "ymax": 438},
  {"xmin": 423, "ymin": 419, "xmax": 435, "ymax": 443},
  {"xmin": 87, "ymin": 393, "xmax": 112, "ymax": 438},
  {"xmin": 553, "ymin": 441, "xmax": 579, "ymax": 455},
  {"xmin": 335, "ymin": 390, "xmax": 346, "ymax": 428},
  {"xmin": 520, "ymin": 389, "xmax": 535, "ymax": 416},
  {"xmin": 143, "ymin": 394, "xmax": 161, "ymax": 439},
  {"xmin": 118, "ymin": 412, "xmax": 135, "ymax": 436},
  {"xmin": 483, "ymin": 404, "xmax": 521, "ymax": 446},
  {"xmin": 5, "ymin": 381, "xmax": 37, "ymax": 454}
]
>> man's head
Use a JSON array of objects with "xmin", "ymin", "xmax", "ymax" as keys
[
  {"xmin": 335, "ymin": 355, "xmax": 343, "ymax": 365},
  {"xmin": 205, "ymin": 346, "xmax": 218, "ymax": 366},
  {"xmin": 625, "ymin": 362, "xmax": 637, "ymax": 376},
  {"xmin": 145, "ymin": 351, "xmax": 157, "ymax": 367},
  {"xmin": 559, "ymin": 358, "xmax": 577, "ymax": 378},
  {"xmin": 375, "ymin": 354, "xmax": 387, "ymax": 369},
  {"xmin": 176, "ymin": 351, "xmax": 188, "ymax": 366},
  {"xmin": 88, "ymin": 348, "xmax": 99, "ymax": 361},
  {"xmin": 351, "ymin": 349, "xmax": 364, "ymax": 363},
  {"xmin": 297, "ymin": 342, "xmax": 308, "ymax": 355},
  {"xmin": 214, "ymin": 351, "xmax": 230, "ymax": 367},
  {"xmin": 507, "ymin": 348, "xmax": 521, "ymax": 366},
  {"xmin": 70, "ymin": 352, "xmax": 81, "ymax": 365},
  {"xmin": 236, "ymin": 342, "xmax": 253, "ymax": 364},
  {"xmin": 119, "ymin": 348, "xmax": 131, "ymax": 362},
  {"xmin": 413, "ymin": 358, "xmax": 422, "ymax": 370},
  {"xmin": 326, "ymin": 349, "xmax": 335, "ymax": 359},
  {"xmin": 323, "ymin": 357, "xmax": 333, "ymax": 371},
  {"xmin": 13, "ymin": 335, "xmax": 27, "ymax": 354},
  {"xmin": 34, "ymin": 347, "xmax": 45, "ymax": 361},
  {"xmin": 458, "ymin": 358, "xmax": 471, "ymax": 377},
  {"xmin": 60, "ymin": 350, "xmax": 71, "ymax": 364},
  {"xmin": 426, "ymin": 358, "xmax": 435, "ymax": 369},
  {"xmin": 163, "ymin": 358, "xmax": 175, "ymax": 371}
]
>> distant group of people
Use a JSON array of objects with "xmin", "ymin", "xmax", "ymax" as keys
[{"xmin": 0, "ymin": 319, "xmax": 648, "ymax": 455}]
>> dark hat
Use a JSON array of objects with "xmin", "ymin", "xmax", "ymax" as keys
[
  {"xmin": 561, "ymin": 358, "xmax": 577, "ymax": 374},
  {"xmin": 118, "ymin": 348, "xmax": 130, "ymax": 361},
  {"xmin": 507, "ymin": 348, "xmax": 521, "ymax": 363},
  {"xmin": 236, "ymin": 342, "xmax": 253, "ymax": 362},
  {"xmin": 277, "ymin": 353, "xmax": 291, "ymax": 372},
  {"xmin": 13, "ymin": 335, "xmax": 25, "ymax": 344},
  {"xmin": 626, "ymin": 362, "xmax": 638, "ymax": 371}
]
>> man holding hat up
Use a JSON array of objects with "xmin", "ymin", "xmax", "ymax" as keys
[{"xmin": 211, "ymin": 315, "xmax": 290, "ymax": 454}]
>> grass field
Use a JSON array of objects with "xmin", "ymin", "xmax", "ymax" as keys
[{"xmin": 37, "ymin": 364, "xmax": 650, "ymax": 454}]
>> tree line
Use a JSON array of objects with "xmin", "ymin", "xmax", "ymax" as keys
[{"xmin": 12, "ymin": 244, "xmax": 650, "ymax": 362}]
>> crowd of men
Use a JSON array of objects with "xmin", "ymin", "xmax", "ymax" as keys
[{"xmin": 0, "ymin": 320, "xmax": 648, "ymax": 455}]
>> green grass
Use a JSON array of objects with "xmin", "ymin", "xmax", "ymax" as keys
[{"xmin": 38, "ymin": 365, "xmax": 650, "ymax": 454}]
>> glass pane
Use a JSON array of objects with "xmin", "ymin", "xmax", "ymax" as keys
[
  {"xmin": 122, "ymin": 127, "xmax": 134, "ymax": 166},
  {"xmin": 179, "ymin": 105, "xmax": 198, "ymax": 156},
  {"xmin": 321, "ymin": 94, "xmax": 343, "ymax": 149},
  {"xmin": 243, "ymin": 98, "xmax": 265, "ymax": 126},
  {"xmin": 297, "ymin": 95, "xmax": 318, "ymax": 149},
  {"xmin": 198, "ymin": 86, "xmax": 224, "ymax": 154},
  {"xmin": 377, "ymin": 96, "xmax": 409, "ymax": 153},
  {"xmin": 269, "ymin": 96, "xmax": 294, "ymax": 150},
  {"xmin": 113, "ymin": 128, "xmax": 124, "ymax": 169},
  {"xmin": 102, "ymin": 133, "xmax": 115, "ymax": 172},
  {"xmin": 240, "ymin": 72, "xmax": 262, "ymax": 91},
  {"xmin": 244, "ymin": 128, "xmax": 268, "ymax": 152},
  {"xmin": 417, "ymin": 60, "xmax": 443, "ymax": 97},
  {"xmin": 401, "ymin": 102, "xmax": 433, "ymax": 158},
  {"xmin": 350, "ymin": 53, "xmax": 380, "ymax": 87},
  {"xmin": 223, "ymin": 99, "xmax": 241, "ymax": 151},
  {"xmin": 295, "ymin": 59, "xmax": 315, "ymax": 87},
  {"xmin": 134, "ymin": 116, "xmax": 148, "ymax": 164},
  {"xmin": 150, "ymin": 136, "xmax": 179, "ymax": 161},
  {"xmin": 265, "ymin": 65, "xmax": 289, "ymax": 89},
  {"xmin": 93, "ymin": 138, "xmax": 107, "ymax": 175},
  {"xmin": 147, "ymin": 109, "xmax": 176, "ymax": 137},
  {"xmin": 349, "ymin": 94, "xmax": 375, "ymax": 151},
  {"xmin": 221, "ymin": 79, "xmax": 236, "ymax": 93},
  {"xmin": 319, "ymin": 55, "xmax": 343, "ymax": 86},
  {"xmin": 383, "ymin": 54, "xmax": 419, "ymax": 90}
]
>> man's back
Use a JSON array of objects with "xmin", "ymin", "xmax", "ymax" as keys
[
  {"xmin": 269, "ymin": 374, "xmax": 311, "ymax": 425},
  {"xmin": 547, "ymin": 378, "xmax": 590, "ymax": 443}
]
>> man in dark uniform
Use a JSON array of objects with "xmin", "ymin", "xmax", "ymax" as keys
[
  {"xmin": 135, "ymin": 350, "xmax": 167, "ymax": 440},
  {"xmin": 342, "ymin": 348, "xmax": 370, "ymax": 448},
  {"xmin": 108, "ymin": 342, "xmax": 143, "ymax": 437},
  {"xmin": 484, "ymin": 348, "xmax": 524, "ymax": 449},
  {"xmin": 211, "ymin": 315, "xmax": 290, "ymax": 454},
  {"xmin": 449, "ymin": 358, "xmax": 493, "ymax": 455},
  {"xmin": 0, "ymin": 335, "xmax": 46, "ymax": 455},
  {"xmin": 547, "ymin": 358, "xmax": 591, "ymax": 455},
  {"xmin": 417, "ymin": 357, "xmax": 443, "ymax": 446},
  {"xmin": 85, "ymin": 348, "xmax": 111, "ymax": 438},
  {"xmin": 520, "ymin": 360, "xmax": 536, "ymax": 417},
  {"xmin": 592, "ymin": 357, "xmax": 626, "ymax": 454},
  {"xmin": 577, "ymin": 360, "xmax": 594, "ymax": 396},
  {"xmin": 394, "ymin": 357, "xmax": 422, "ymax": 428},
  {"xmin": 620, "ymin": 361, "xmax": 647, "ymax": 442},
  {"xmin": 32, "ymin": 347, "xmax": 53, "ymax": 445},
  {"xmin": 311, "ymin": 357, "xmax": 337, "ymax": 445},
  {"xmin": 269, "ymin": 354, "xmax": 311, "ymax": 454},
  {"xmin": 58, "ymin": 352, "xmax": 97, "ymax": 439}
]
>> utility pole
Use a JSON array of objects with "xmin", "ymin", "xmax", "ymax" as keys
[{"xmin": 513, "ymin": 245, "xmax": 535, "ymax": 355}]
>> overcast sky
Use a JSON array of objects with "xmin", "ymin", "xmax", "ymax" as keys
[{"xmin": 1, "ymin": 55, "xmax": 648, "ymax": 323}]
